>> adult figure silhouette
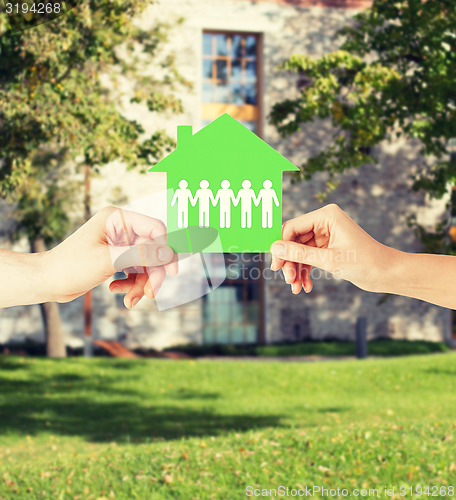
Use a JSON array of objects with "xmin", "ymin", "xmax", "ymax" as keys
[
  {"xmin": 256, "ymin": 179, "xmax": 279, "ymax": 228},
  {"xmin": 192, "ymin": 180, "xmax": 216, "ymax": 228},
  {"xmin": 235, "ymin": 179, "xmax": 258, "ymax": 229},
  {"xmin": 214, "ymin": 180, "xmax": 238, "ymax": 229},
  {"xmin": 171, "ymin": 180, "xmax": 194, "ymax": 228}
]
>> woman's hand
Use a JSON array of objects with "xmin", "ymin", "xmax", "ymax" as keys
[{"xmin": 270, "ymin": 204, "xmax": 400, "ymax": 295}]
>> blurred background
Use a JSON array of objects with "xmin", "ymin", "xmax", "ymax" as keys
[
  {"xmin": 1, "ymin": 0, "xmax": 455, "ymax": 359},
  {"xmin": 1, "ymin": 2, "xmax": 456, "ymax": 498}
]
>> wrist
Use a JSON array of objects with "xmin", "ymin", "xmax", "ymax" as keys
[
  {"xmin": 36, "ymin": 249, "xmax": 60, "ymax": 303},
  {"xmin": 373, "ymin": 248, "xmax": 427, "ymax": 298},
  {"xmin": 382, "ymin": 251, "xmax": 456, "ymax": 308},
  {"xmin": 0, "ymin": 249, "xmax": 53, "ymax": 308},
  {"xmin": 366, "ymin": 245, "xmax": 406, "ymax": 294}
]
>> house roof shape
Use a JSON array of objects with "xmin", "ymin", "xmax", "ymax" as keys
[{"xmin": 149, "ymin": 113, "xmax": 299, "ymax": 175}]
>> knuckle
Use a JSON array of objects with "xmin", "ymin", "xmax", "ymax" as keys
[
  {"xmin": 101, "ymin": 205, "xmax": 118, "ymax": 217},
  {"xmin": 323, "ymin": 203, "xmax": 343, "ymax": 217},
  {"xmin": 282, "ymin": 219, "xmax": 296, "ymax": 240},
  {"xmin": 325, "ymin": 203, "xmax": 341, "ymax": 216},
  {"xmin": 155, "ymin": 218, "xmax": 167, "ymax": 232},
  {"xmin": 301, "ymin": 265, "xmax": 311, "ymax": 279},
  {"xmin": 290, "ymin": 244, "xmax": 306, "ymax": 263},
  {"xmin": 144, "ymin": 243, "xmax": 160, "ymax": 265},
  {"xmin": 297, "ymin": 246, "xmax": 306, "ymax": 263},
  {"xmin": 99, "ymin": 205, "xmax": 120, "ymax": 226}
]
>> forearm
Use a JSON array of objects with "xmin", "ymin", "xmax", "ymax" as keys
[
  {"xmin": 0, "ymin": 249, "xmax": 52, "ymax": 307},
  {"xmin": 387, "ymin": 251, "xmax": 456, "ymax": 308}
]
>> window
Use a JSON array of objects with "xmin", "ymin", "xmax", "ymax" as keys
[
  {"xmin": 202, "ymin": 31, "xmax": 262, "ymax": 134},
  {"xmin": 201, "ymin": 254, "xmax": 263, "ymax": 345},
  {"xmin": 200, "ymin": 31, "xmax": 265, "ymax": 346}
]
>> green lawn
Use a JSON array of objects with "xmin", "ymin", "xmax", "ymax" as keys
[
  {"xmin": 165, "ymin": 339, "xmax": 450, "ymax": 358},
  {"xmin": 0, "ymin": 354, "xmax": 455, "ymax": 499}
]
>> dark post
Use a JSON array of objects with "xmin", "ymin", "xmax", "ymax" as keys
[{"xmin": 356, "ymin": 317, "xmax": 367, "ymax": 359}]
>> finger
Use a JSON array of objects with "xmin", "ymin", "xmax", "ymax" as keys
[
  {"xmin": 300, "ymin": 264, "xmax": 313, "ymax": 293},
  {"xmin": 282, "ymin": 261, "xmax": 298, "ymax": 284},
  {"xmin": 271, "ymin": 240, "xmax": 331, "ymax": 269},
  {"xmin": 124, "ymin": 273, "xmax": 149, "ymax": 308},
  {"xmin": 296, "ymin": 237, "xmax": 314, "ymax": 292},
  {"xmin": 109, "ymin": 276, "xmax": 136, "ymax": 293},
  {"xmin": 121, "ymin": 209, "xmax": 167, "ymax": 241},
  {"xmin": 282, "ymin": 232, "xmax": 316, "ymax": 280},
  {"xmin": 291, "ymin": 263, "xmax": 303, "ymax": 294},
  {"xmin": 296, "ymin": 232, "xmax": 315, "ymax": 245},
  {"xmin": 106, "ymin": 209, "xmax": 167, "ymax": 246},
  {"xmin": 144, "ymin": 267, "xmax": 166, "ymax": 299},
  {"xmin": 283, "ymin": 214, "xmax": 319, "ymax": 241},
  {"xmin": 111, "ymin": 243, "xmax": 174, "ymax": 271},
  {"xmin": 291, "ymin": 277, "xmax": 302, "ymax": 294},
  {"xmin": 271, "ymin": 223, "xmax": 307, "ymax": 271},
  {"xmin": 120, "ymin": 265, "xmax": 152, "ymax": 275},
  {"xmin": 164, "ymin": 253, "xmax": 179, "ymax": 276},
  {"xmin": 300, "ymin": 236, "xmax": 316, "ymax": 248},
  {"xmin": 301, "ymin": 236, "xmax": 315, "ymax": 292},
  {"xmin": 282, "ymin": 205, "xmax": 336, "ymax": 241},
  {"xmin": 270, "ymin": 254, "xmax": 284, "ymax": 271},
  {"xmin": 270, "ymin": 232, "xmax": 314, "ymax": 271}
]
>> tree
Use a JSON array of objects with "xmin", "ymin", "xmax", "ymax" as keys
[
  {"xmin": 0, "ymin": 1, "xmax": 187, "ymax": 356},
  {"xmin": 270, "ymin": 0, "xmax": 456, "ymax": 254}
]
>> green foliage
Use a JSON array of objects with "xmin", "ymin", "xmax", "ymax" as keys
[
  {"xmin": 0, "ymin": 1, "xmax": 187, "ymax": 243},
  {"xmin": 11, "ymin": 150, "xmax": 77, "ymax": 244},
  {"xmin": 0, "ymin": 354, "xmax": 456, "ymax": 498},
  {"xmin": 271, "ymin": 0, "xmax": 456, "ymax": 219}
]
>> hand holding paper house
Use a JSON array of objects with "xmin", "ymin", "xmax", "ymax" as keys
[{"xmin": 149, "ymin": 113, "xmax": 299, "ymax": 253}]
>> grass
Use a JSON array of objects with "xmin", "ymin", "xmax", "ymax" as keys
[
  {"xmin": 0, "ymin": 353, "xmax": 455, "ymax": 499},
  {"xmin": 3, "ymin": 339, "xmax": 450, "ymax": 358},
  {"xmin": 164, "ymin": 339, "xmax": 450, "ymax": 358}
]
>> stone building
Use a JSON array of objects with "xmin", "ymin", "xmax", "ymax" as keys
[{"xmin": 1, "ymin": 0, "xmax": 454, "ymax": 349}]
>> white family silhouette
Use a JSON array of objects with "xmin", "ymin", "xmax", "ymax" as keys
[{"xmin": 171, "ymin": 179, "xmax": 279, "ymax": 229}]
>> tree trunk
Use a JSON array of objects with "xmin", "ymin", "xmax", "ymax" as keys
[{"xmin": 31, "ymin": 237, "xmax": 67, "ymax": 358}]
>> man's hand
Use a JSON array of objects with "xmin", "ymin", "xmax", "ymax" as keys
[{"xmin": 44, "ymin": 207, "xmax": 177, "ymax": 308}]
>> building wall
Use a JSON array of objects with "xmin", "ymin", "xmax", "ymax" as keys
[
  {"xmin": 0, "ymin": 0, "xmax": 451, "ymax": 348},
  {"xmin": 141, "ymin": 0, "xmax": 450, "ymax": 344}
]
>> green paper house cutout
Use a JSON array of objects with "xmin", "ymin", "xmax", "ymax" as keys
[{"xmin": 149, "ymin": 113, "xmax": 299, "ymax": 253}]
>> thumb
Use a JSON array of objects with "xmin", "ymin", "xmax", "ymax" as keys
[
  {"xmin": 271, "ymin": 240, "xmax": 333, "ymax": 270},
  {"xmin": 110, "ymin": 243, "xmax": 174, "ymax": 272}
]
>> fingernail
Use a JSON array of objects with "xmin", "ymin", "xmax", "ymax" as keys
[
  {"xmin": 131, "ymin": 297, "xmax": 140, "ymax": 308},
  {"xmin": 283, "ymin": 269, "xmax": 293, "ymax": 284},
  {"xmin": 271, "ymin": 243, "xmax": 286, "ymax": 257},
  {"xmin": 111, "ymin": 285, "xmax": 120, "ymax": 293},
  {"xmin": 158, "ymin": 246, "xmax": 173, "ymax": 263}
]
